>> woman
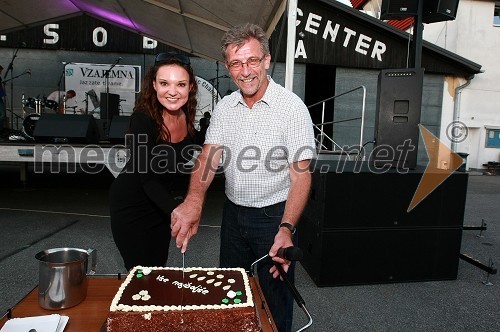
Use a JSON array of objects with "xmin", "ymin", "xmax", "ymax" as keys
[{"xmin": 109, "ymin": 53, "xmax": 199, "ymax": 270}]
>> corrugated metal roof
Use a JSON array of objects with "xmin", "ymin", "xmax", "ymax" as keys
[
  {"xmin": 350, "ymin": 0, "xmax": 370, "ymax": 9},
  {"xmin": 388, "ymin": 17, "xmax": 415, "ymax": 30}
]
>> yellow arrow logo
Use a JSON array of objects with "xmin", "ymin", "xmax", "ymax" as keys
[{"xmin": 407, "ymin": 124, "xmax": 465, "ymax": 212}]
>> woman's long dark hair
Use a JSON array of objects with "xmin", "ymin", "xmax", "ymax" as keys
[{"xmin": 134, "ymin": 58, "xmax": 198, "ymax": 143}]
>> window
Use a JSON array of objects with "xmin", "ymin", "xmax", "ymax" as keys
[
  {"xmin": 494, "ymin": 2, "xmax": 500, "ymax": 26},
  {"xmin": 486, "ymin": 128, "xmax": 500, "ymax": 148}
]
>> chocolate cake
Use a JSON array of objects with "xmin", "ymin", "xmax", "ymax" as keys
[{"xmin": 107, "ymin": 266, "xmax": 260, "ymax": 331}]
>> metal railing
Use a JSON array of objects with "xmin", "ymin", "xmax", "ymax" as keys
[{"xmin": 307, "ymin": 85, "xmax": 367, "ymax": 159}]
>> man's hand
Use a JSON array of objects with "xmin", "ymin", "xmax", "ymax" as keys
[
  {"xmin": 171, "ymin": 198, "xmax": 202, "ymax": 253},
  {"xmin": 268, "ymin": 227, "xmax": 294, "ymax": 279}
]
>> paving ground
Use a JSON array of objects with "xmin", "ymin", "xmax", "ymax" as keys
[{"xmin": 0, "ymin": 163, "xmax": 499, "ymax": 331}]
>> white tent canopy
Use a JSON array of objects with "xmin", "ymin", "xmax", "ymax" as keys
[{"xmin": 0, "ymin": 0, "xmax": 288, "ymax": 62}]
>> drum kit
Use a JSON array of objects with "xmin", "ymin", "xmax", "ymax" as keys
[
  {"xmin": 21, "ymin": 97, "xmax": 42, "ymax": 139},
  {"xmin": 20, "ymin": 92, "xmax": 95, "ymax": 139},
  {"xmin": 19, "ymin": 91, "xmax": 125, "ymax": 140},
  {"xmin": 21, "ymin": 95, "xmax": 61, "ymax": 139}
]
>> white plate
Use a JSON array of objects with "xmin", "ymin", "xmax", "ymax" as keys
[{"xmin": 1, "ymin": 314, "xmax": 69, "ymax": 332}]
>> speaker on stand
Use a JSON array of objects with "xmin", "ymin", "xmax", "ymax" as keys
[
  {"xmin": 373, "ymin": 68, "xmax": 424, "ymax": 169},
  {"xmin": 422, "ymin": 0, "xmax": 460, "ymax": 23},
  {"xmin": 380, "ymin": 0, "xmax": 419, "ymax": 20},
  {"xmin": 100, "ymin": 92, "xmax": 120, "ymax": 138}
]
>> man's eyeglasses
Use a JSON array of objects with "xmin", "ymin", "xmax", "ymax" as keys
[
  {"xmin": 227, "ymin": 56, "xmax": 265, "ymax": 71},
  {"xmin": 155, "ymin": 52, "xmax": 191, "ymax": 65}
]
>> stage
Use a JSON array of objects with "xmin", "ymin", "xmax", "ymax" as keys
[{"xmin": 0, "ymin": 141, "xmax": 127, "ymax": 182}]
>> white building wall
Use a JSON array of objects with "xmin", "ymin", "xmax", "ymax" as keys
[
  {"xmin": 423, "ymin": 0, "xmax": 500, "ymax": 169},
  {"xmin": 361, "ymin": 0, "xmax": 500, "ymax": 170}
]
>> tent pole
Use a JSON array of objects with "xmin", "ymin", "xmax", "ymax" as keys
[{"xmin": 285, "ymin": 0, "xmax": 297, "ymax": 91}]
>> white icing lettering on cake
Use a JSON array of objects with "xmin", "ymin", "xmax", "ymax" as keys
[
  {"xmin": 172, "ymin": 281, "xmax": 209, "ymax": 294},
  {"xmin": 156, "ymin": 275, "xmax": 169, "ymax": 282}
]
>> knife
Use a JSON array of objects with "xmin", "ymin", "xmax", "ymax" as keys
[{"xmin": 180, "ymin": 230, "xmax": 190, "ymax": 331}]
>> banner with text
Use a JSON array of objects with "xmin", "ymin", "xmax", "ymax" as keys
[{"xmin": 64, "ymin": 63, "xmax": 141, "ymax": 118}]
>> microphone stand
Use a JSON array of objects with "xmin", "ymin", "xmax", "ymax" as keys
[
  {"xmin": 250, "ymin": 247, "xmax": 313, "ymax": 331},
  {"xmin": 84, "ymin": 92, "xmax": 89, "ymax": 115},
  {"xmin": 272, "ymin": 263, "xmax": 313, "ymax": 331},
  {"xmin": 3, "ymin": 70, "xmax": 31, "ymax": 121},
  {"xmin": 207, "ymin": 73, "xmax": 230, "ymax": 112},
  {"xmin": 56, "ymin": 66, "xmax": 66, "ymax": 105},
  {"xmin": 2, "ymin": 70, "xmax": 31, "ymax": 84},
  {"xmin": 5, "ymin": 45, "xmax": 22, "ymax": 129},
  {"xmin": 103, "ymin": 57, "xmax": 121, "ymax": 137}
]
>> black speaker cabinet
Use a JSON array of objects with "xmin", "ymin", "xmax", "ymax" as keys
[
  {"xmin": 304, "ymin": 161, "xmax": 468, "ymax": 230},
  {"xmin": 298, "ymin": 160, "xmax": 468, "ymax": 286},
  {"xmin": 423, "ymin": 0, "xmax": 460, "ymax": 23},
  {"xmin": 33, "ymin": 114, "xmax": 100, "ymax": 144},
  {"xmin": 373, "ymin": 68, "xmax": 424, "ymax": 169},
  {"xmin": 299, "ymin": 220, "xmax": 463, "ymax": 286},
  {"xmin": 108, "ymin": 116, "xmax": 130, "ymax": 144},
  {"xmin": 380, "ymin": 0, "xmax": 418, "ymax": 20},
  {"xmin": 100, "ymin": 93, "xmax": 120, "ymax": 120}
]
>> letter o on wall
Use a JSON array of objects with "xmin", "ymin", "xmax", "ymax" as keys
[{"xmin": 93, "ymin": 27, "xmax": 108, "ymax": 47}]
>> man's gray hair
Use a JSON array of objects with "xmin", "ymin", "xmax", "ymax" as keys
[{"xmin": 221, "ymin": 23, "xmax": 270, "ymax": 61}]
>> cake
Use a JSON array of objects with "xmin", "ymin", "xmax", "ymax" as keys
[{"xmin": 106, "ymin": 266, "xmax": 260, "ymax": 331}]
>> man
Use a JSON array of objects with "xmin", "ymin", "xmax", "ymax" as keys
[
  {"xmin": 48, "ymin": 90, "xmax": 79, "ymax": 114},
  {"xmin": 171, "ymin": 23, "xmax": 316, "ymax": 331}
]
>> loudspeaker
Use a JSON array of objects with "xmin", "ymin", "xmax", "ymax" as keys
[
  {"xmin": 299, "ymin": 221, "xmax": 463, "ymax": 286},
  {"xmin": 33, "ymin": 114, "xmax": 100, "ymax": 144},
  {"xmin": 298, "ymin": 160, "xmax": 468, "ymax": 286},
  {"xmin": 100, "ymin": 93, "xmax": 120, "ymax": 120},
  {"xmin": 423, "ymin": 0, "xmax": 460, "ymax": 23},
  {"xmin": 373, "ymin": 68, "xmax": 424, "ymax": 169},
  {"xmin": 304, "ymin": 161, "xmax": 468, "ymax": 230},
  {"xmin": 380, "ymin": 0, "xmax": 418, "ymax": 20},
  {"xmin": 108, "ymin": 116, "xmax": 130, "ymax": 144}
]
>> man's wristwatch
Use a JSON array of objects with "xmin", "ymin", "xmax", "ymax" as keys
[{"xmin": 278, "ymin": 222, "xmax": 296, "ymax": 235}]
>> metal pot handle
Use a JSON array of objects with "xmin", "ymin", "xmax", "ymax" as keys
[{"xmin": 87, "ymin": 248, "xmax": 97, "ymax": 275}]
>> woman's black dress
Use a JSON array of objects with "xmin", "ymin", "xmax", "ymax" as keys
[{"xmin": 109, "ymin": 111, "xmax": 196, "ymax": 270}]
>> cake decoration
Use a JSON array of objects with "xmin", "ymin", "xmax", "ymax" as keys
[{"xmin": 107, "ymin": 266, "xmax": 260, "ymax": 331}]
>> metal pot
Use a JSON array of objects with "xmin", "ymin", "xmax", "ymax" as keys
[{"xmin": 35, "ymin": 247, "xmax": 96, "ymax": 310}]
